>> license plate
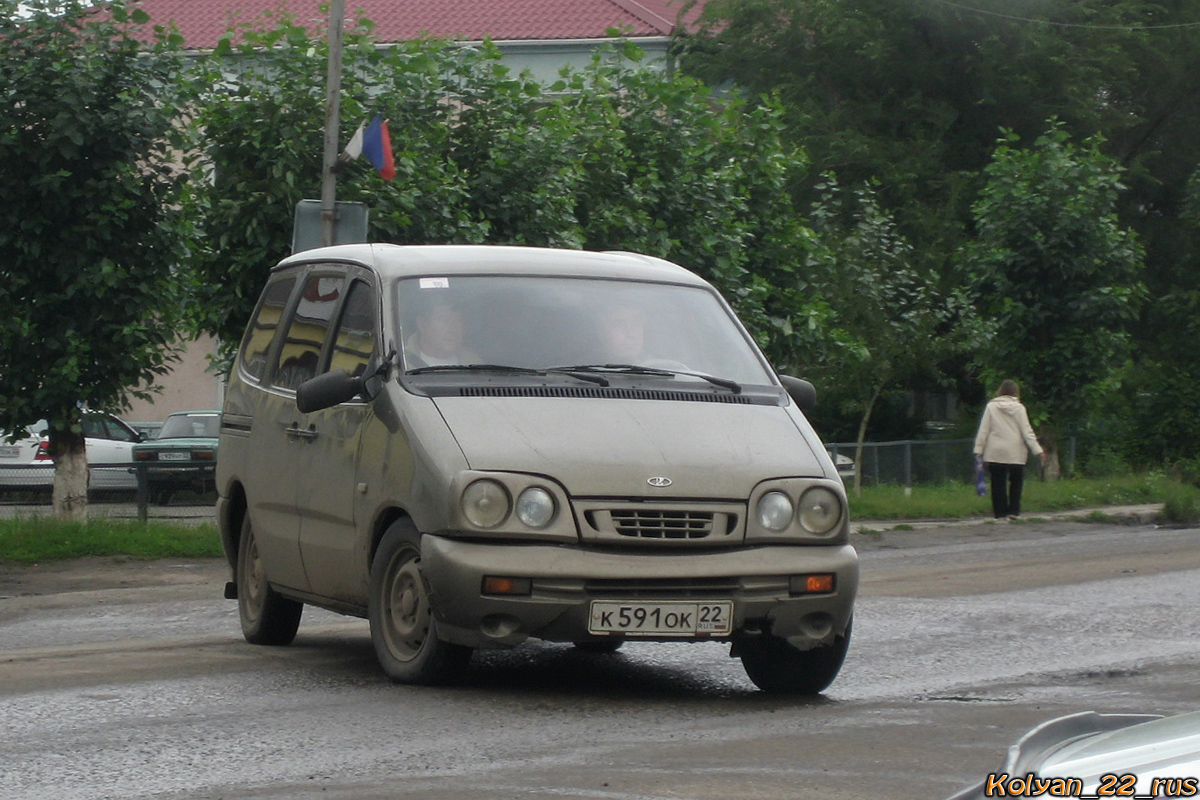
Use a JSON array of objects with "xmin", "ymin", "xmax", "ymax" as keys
[
  {"xmin": 0, "ymin": 446, "xmax": 21, "ymax": 459},
  {"xmin": 158, "ymin": 452, "xmax": 189, "ymax": 461},
  {"xmin": 588, "ymin": 600, "xmax": 733, "ymax": 637}
]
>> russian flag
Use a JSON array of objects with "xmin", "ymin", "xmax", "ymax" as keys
[{"xmin": 341, "ymin": 115, "xmax": 395, "ymax": 181}]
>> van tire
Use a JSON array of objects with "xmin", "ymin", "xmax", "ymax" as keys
[
  {"xmin": 738, "ymin": 620, "xmax": 851, "ymax": 695},
  {"xmin": 369, "ymin": 520, "xmax": 472, "ymax": 684},
  {"xmin": 237, "ymin": 516, "xmax": 303, "ymax": 646}
]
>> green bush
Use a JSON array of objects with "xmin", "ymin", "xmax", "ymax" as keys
[
  {"xmin": 1161, "ymin": 484, "xmax": 1200, "ymax": 525},
  {"xmin": 1077, "ymin": 445, "xmax": 1129, "ymax": 478},
  {"xmin": 1173, "ymin": 457, "xmax": 1200, "ymax": 489}
]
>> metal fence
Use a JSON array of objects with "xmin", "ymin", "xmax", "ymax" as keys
[
  {"xmin": 825, "ymin": 438, "xmax": 1076, "ymax": 488},
  {"xmin": 0, "ymin": 461, "xmax": 215, "ymax": 521},
  {"xmin": 0, "ymin": 462, "xmax": 137, "ymax": 492}
]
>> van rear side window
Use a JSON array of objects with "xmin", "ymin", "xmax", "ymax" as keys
[{"xmin": 240, "ymin": 277, "xmax": 296, "ymax": 382}]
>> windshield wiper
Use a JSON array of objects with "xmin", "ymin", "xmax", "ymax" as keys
[
  {"xmin": 552, "ymin": 364, "xmax": 742, "ymax": 394},
  {"xmin": 407, "ymin": 363, "xmax": 610, "ymax": 386},
  {"xmin": 407, "ymin": 364, "xmax": 546, "ymax": 375}
]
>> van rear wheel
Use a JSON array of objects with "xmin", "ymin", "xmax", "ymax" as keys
[
  {"xmin": 369, "ymin": 520, "xmax": 472, "ymax": 684},
  {"xmin": 738, "ymin": 620, "xmax": 851, "ymax": 695},
  {"xmin": 237, "ymin": 516, "xmax": 303, "ymax": 646}
]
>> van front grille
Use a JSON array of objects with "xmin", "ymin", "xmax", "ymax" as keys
[
  {"xmin": 608, "ymin": 509, "xmax": 714, "ymax": 539},
  {"xmin": 575, "ymin": 501, "xmax": 745, "ymax": 546}
]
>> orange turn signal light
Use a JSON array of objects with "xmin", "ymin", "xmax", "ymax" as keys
[
  {"xmin": 789, "ymin": 573, "xmax": 836, "ymax": 595},
  {"xmin": 481, "ymin": 576, "xmax": 532, "ymax": 596}
]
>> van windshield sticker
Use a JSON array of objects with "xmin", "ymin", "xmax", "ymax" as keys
[{"xmin": 419, "ymin": 277, "xmax": 450, "ymax": 289}]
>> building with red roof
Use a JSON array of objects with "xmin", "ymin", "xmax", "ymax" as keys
[{"xmin": 127, "ymin": 0, "xmax": 703, "ymax": 80}]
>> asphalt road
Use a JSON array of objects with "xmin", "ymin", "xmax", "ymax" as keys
[{"xmin": 1, "ymin": 515, "xmax": 1198, "ymax": 800}]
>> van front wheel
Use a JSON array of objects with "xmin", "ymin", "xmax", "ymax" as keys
[
  {"xmin": 369, "ymin": 521, "xmax": 472, "ymax": 684},
  {"xmin": 738, "ymin": 621, "xmax": 851, "ymax": 695}
]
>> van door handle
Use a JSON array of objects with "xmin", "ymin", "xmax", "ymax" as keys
[{"xmin": 285, "ymin": 424, "xmax": 318, "ymax": 440}]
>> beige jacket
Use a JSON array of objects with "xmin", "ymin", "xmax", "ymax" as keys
[{"xmin": 973, "ymin": 395, "xmax": 1044, "ymax": 465}]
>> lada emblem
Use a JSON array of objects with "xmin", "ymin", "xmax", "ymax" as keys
[{"xmin": 647, "ymin": 477, "xmax": 673, "ymax": 487}]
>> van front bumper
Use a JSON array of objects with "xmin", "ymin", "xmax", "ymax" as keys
[{"xmin": 419, "ymin": 535, "xmax": 858, "ymax": 650}]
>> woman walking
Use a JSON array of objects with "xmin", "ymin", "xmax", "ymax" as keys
[{"xmin": 973, "ymin": 380, "xmax": 1047, "ymax": 519}]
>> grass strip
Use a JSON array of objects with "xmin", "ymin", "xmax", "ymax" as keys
[
  {"xmin": 848, "ymin": 474, "xmax": 1196, "ymax": 522},
  {"xmin": 0, "ymin": 516, "xmax": 223, "ymax": 565}
]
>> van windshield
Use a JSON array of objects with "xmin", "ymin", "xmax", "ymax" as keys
[{"xmin": 395, "ymin": 276, "xmax": 775, "ymax": 385}]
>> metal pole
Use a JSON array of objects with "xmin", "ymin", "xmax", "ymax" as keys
[
  {"xmin": 320, "ymin": 0, "xmax": 346, "ymax": 247},
  {"xmin": 904, "ymin": 440, "xmax": 912, "ymax": 496},
  {"xmin": 135, "ymin": 462, "xmax": 148, "ymax": 523}
]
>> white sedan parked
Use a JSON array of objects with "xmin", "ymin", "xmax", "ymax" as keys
[{"xmin": 0, "ymin": 412, "xmax": 144, "ymax": 492}]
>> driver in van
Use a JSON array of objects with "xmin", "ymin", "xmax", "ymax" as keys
[{"xmin": 404, "ymin": 294, "xmax": 480, "ymax": 369}]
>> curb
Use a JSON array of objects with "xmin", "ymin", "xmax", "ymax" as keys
[{"xmin": 851, "ymin": 504, "xmax": 1163, "ymax": 533}]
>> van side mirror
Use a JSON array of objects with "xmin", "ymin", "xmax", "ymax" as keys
[
  {"xmin": 296, "ymin": 370, "xmax": 363, "ymax": 414},
  {"xmin": 778, "ymin": 375, "xmax": 817, "ymax": 415}
]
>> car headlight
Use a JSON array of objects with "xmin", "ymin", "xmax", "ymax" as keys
[
  {"xmin": 516, "ymin": 486, "xmax": 556, "ymax": 528},
  {"xmin": 756, "ymin": 491, "xmax": 794, "ymax": 532},
  {"xmin": 797, "ymin": 487, "xmax": 841, "ymax": 535},
  {"xmin": 462, "ymin": 479, "xmax": 511, "ymax": 529}
]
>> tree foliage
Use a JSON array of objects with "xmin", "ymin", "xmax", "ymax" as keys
[
  {"xmin": 679, "ymin": 0, "xmax": 1195, "ymax": 268},
  {"xmin": 963, "ymin": 124, "xmax": 1145, "ymax": 474},
  {"xmin": 802, "ymin": 176, "xmax": 952, "ymax": 490},
  {"xmin": 0, "ymin": 0, "xmax": 191, "ymax": 516}
]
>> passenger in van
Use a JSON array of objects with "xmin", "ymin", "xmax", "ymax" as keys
[
  {"xmin": 403, "ymin": 294, "xmax": 480, "ymax": 369},
  {"xmin": 596, "ymin": 301, "xmax": 646, "ymax": 364}
]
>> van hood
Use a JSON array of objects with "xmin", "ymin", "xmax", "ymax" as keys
[{"xmin": 431, "ymin": 396, "xmax": 826, "ymax": 498}]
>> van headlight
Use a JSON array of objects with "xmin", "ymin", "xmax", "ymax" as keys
[
  {"xmin": 797, "ymin": 487, "xmax": 841, "ymax": 535},
  {"xmin": 756, "ymin": 491, "xmax": 795, "ymax": 532},
  {"xmin": 462, "ymin": 479, "xmax": 511, "ymax": 528},
  {"xmin": 516, "ymin": 486, "xmax": 556, "ymax": 528}
]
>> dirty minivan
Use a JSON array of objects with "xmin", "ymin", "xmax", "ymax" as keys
[{"xmin": 216, "ymin": 244, "xmax": 858, "ymax": 694}]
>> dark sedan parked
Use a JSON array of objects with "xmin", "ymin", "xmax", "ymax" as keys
[{"xmin": 131, "ymin": 410, "xmax": 220, "ymax": 504}]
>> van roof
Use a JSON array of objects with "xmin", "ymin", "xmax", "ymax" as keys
[{"xmin": 275, "ymin": 244, "xmax": 712, "ymax": 287}]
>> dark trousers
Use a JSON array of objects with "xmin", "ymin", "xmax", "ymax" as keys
[{"xmin": 987, "ymin": 462, "xmax": 1025, "ymax": 518}]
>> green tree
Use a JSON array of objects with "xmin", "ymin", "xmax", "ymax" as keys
[
  {"xmin": 678, "ymin": 0, "xmax": 1200, "ymax": 256},
  {"xmin": 1109, "ymin": 168, "xmax": 1200, "ymax": 466},
  {"xmin": 0, "ymin": 0, "xmax": 191, "ymax": 518},
  {"xmin": 803, "ymin": 176, "xmax": 952, "ymax": 493},
  {"xmin": 963, "ymin": 124, "xmax": 1145, "ymax": 478}
]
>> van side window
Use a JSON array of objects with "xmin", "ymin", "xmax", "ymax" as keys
[
  {"xmin": 272, "ymin": 274, "xmax": 343, "ymax": 391},
  {"xmin": 241, "ymin": 276, "xmax": 297, "ymax": 382},
  {"xmin": 329, "ymin": 281, "xmax": 377, "ymax": 378}
]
